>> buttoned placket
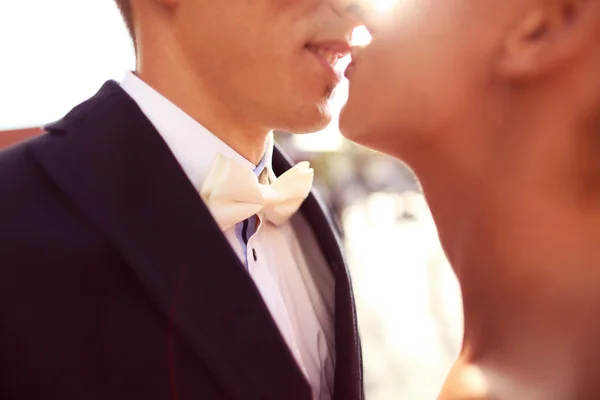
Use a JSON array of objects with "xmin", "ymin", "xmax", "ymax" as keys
[
  {"xmin": 243, "ymin": 167, "xmax": 271, "ymax": 267},
  {"xmin": 245, "ymin": 213, "xmax": 307, "ymax": 377},
  {"xmin": 243, "ymin": 169, "xmax": 308, "ymax": 380}
]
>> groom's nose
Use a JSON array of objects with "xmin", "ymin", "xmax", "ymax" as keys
[
  {"xmin": 329, "ymin": 0, "xmax": 381, "ymax": 35},
  {"xmin": 328, "ymin": 0, "xmax": 371, "ymax": 22}
]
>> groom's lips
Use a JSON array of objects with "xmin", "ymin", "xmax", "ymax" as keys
[{"xmin": 304, "ymin": 39, "xmax": 351, "ymax": 84}]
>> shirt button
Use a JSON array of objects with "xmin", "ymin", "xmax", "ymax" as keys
[{"xmin": 252, "ymin": 248, "xmax": 258, "ymax": 262}]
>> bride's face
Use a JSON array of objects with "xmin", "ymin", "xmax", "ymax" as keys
[{"xmin": 339, "ymin": 0, "xmax": 506, "ymax": 155}]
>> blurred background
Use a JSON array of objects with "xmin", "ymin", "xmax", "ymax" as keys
[{"xmin": 0, "ymin": 0, "xmax": 463, "ymax": 398}]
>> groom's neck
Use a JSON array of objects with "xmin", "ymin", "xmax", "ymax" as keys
[{"xmin": 136, "ymin": 52, "xmax": 271, "ymax": 165}]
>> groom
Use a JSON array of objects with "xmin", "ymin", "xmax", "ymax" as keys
[{"xmin": 0, "ymin": 0, "xmax": 365, "ymax": 399}]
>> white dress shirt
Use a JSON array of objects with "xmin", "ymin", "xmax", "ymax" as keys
[{"xmin": 120, "ymin": 72, "xmax": 335, "ymax": 399}]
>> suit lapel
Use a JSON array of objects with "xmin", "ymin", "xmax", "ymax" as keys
[
  {"xmin": 31, "ymin": 82, "xmax": 311, "ymax": 400},
  {"xmin": 272, "ymin": 148, "xmax": 364, "ymax": 400}
]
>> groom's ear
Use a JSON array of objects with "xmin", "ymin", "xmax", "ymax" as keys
[{"xmin": 498, "ymin": 0, "xmax": 600, "ymax": 79}]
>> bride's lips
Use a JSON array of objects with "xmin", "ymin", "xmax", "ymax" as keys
[
  {"xmin": 305, "ymin": 40, "xmax": 351, "ymax": 84},
  {"xmin": 344, "ymin": 61, "xmax": 355, "ymax": 80},
  {"xmin": 344, "ymin": 46, "xmax": 363, "ymax": 80}
]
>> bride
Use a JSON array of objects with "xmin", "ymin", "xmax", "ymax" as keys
[{"xmin": 334, "ymin": 0, "xmax": 600, "ymax": 398}]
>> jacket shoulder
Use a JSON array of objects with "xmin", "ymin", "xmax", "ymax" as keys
[{"xmin": 0, "ymin": 134, "xmax": 68, "ymax": 232}]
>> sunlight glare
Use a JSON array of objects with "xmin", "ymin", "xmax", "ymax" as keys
[
  {"xmin": 351, "ymin": 0, "xmax": 400, "ymax": 46},
  {"xmin": 370, "ymin": 0, "xmax": 399, "ymax": 13},
  {"xmin": 351, "ymin": 26, "xmax": 372, "ymax": 47}
]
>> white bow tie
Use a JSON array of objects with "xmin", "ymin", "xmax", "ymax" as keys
[{"xmin": 200, "ymin": 154, "xmax": 314, "ymax": 231}]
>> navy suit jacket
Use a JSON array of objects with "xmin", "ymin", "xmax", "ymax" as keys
[{"xmin": 0, "ymin": 82, "xmax": 363, "ymax": 400}]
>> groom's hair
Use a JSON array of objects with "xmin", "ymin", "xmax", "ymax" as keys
[{"xmin": 114, "ymin": 0, "xmax": 135, "ymax": 43}]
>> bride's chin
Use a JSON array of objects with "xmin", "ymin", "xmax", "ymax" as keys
[{"xmin": 338, "ymin": 104, "xmax": 363, "ymax": 142}]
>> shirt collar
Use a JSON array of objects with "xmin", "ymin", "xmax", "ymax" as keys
[{"xmin": 120, "ymin": 71, "xmax": 274, "ymax": 190}]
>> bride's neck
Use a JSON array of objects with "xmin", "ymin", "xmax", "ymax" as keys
[{"xmin": 413, "ymin": 119, "xmax": 600, "ymax": 365}]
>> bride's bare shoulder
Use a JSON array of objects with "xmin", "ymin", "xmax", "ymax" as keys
[
  {"xmin": 438, "ymin": 358, "xmax": 576, "ymax": 400},
  {"xmin": 438, "ymin": 362, "xmax": 491, "ymax": 400}
]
